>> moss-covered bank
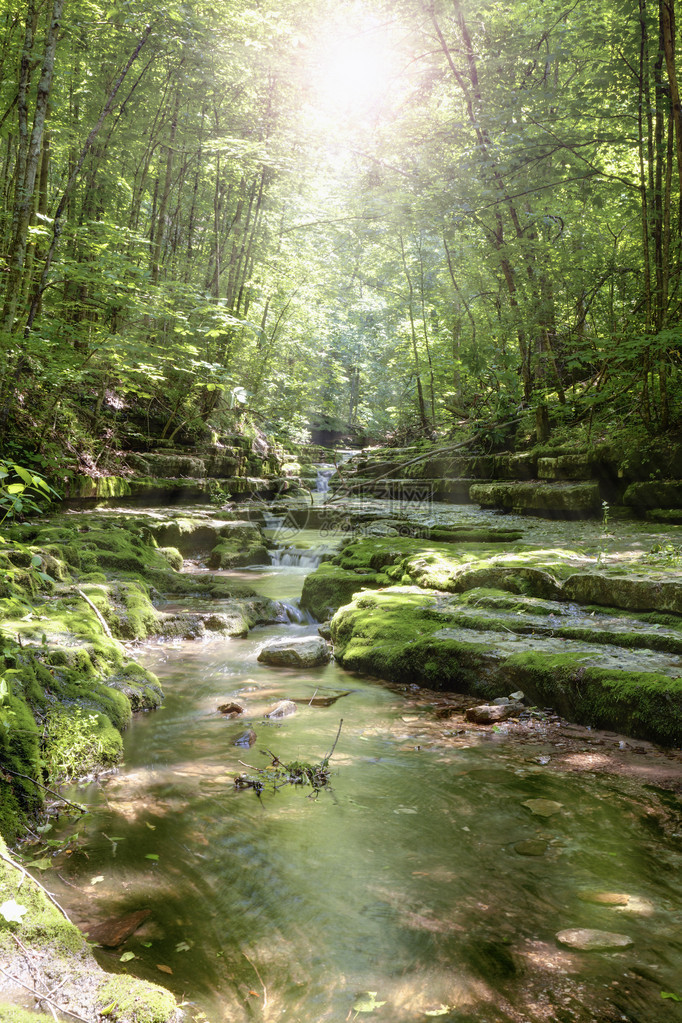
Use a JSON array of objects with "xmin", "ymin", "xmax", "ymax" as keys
[
  {"xmin": 330, "ymin": 588, "xmax": 682, "ymax": 744},
  {"xmin": 0, "ymin": 509, "xmax": 279, "ymax": 843},
  {"xmin": 0, "ymin": 836, "xmax": 181, "ymax": 1022}
]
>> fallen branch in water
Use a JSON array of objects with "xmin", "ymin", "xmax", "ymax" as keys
[{"xmin": 235, "ymin": 720, "xmax": 343, "ymax": 797}]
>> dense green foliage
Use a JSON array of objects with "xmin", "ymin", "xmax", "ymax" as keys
[{"xmin": 0, "ymin": 0, "xmax": 680, "ymax": 472}]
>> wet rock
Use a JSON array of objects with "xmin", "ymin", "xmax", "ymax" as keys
[
  {"xmin": 257, "ymin": 636, "xmax": 331, "ymax": 667},
  {"xmin": 465, "ymin": 702, "xmax": 523, "ymax": 724},
  {"xmin": 522, "ymin": 798, "xmax": 563, "ymax": 817},
  {"xmin": 218, "ymin": 702, "xmax": 244, "ymax": 717},
  {"xmin": 556, "ymin": 928, "xmax": 634, "ymax": 951},
  {"xmin": 84, "ymin": 908, "xmax": 151, "ymax": 948},
  {"xmin": 514, "ymin": 839, "xmax": 548, "ymax": 856},
  {"xmin": 318, "ymin": 622, "xmax": 332, "ymax": 640},
  {"xmin": 509, "ymin": 691, "xmax": 525, "ymax": 701},
  {"xmin": 234, "ymin": 729, "xmax": 257, "ymax": 747},
  {"xmin": 265, "ymin": 699, "xmax": 297, "ymax": 719}
]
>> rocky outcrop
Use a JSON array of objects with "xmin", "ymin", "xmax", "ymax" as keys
[{"xmin": 469, "ymin": 481, "xmax": 601, "ymax": 518}]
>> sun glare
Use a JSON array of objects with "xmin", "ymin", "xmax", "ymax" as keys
[{"xmin": 310, "ymin": 18, "xmax": 397, "ymax": 117}]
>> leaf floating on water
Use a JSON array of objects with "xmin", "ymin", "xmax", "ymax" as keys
[
  {"xmin": 424, "ymin": 1007, "xmax": 451, "ymax": 1017},
  {"xmin": 662, "ymin": 992, "xmax": 682, "ymax": 1002},
  {"xmin": 175, "ymin": 941, "xmax": 191, "ymax": 952},
  {"xmin": 145, "ymin": 822, "xmax": 156, "ymax": 830},
  {"xmin": 119, "ymin": 951, "xmax": 136, "ymax": 962},
  {"xmin": 30, "ymin": 858, "xmax": 51, "ymax": 871},
  {"xmin": 0, "ymin": 899, "xmax": 28, "ymax": 923},
  {"xmin": 353, "ymin": 991, "xmax": 386, "ymax": 1013},
  {"xmin": 141, "ymin": 941, "xmax": 152, "ymax": 948},
  {"xmin": 145, "ymin": 854, "xmax": 159, "ymax": 861},
  {"xmin": 90, "ymin": 875, "xmax": 105, "ymax": 885},
  {"xmin": 157, "ymin": 964, "xmax": 173, "ymax": 974}
]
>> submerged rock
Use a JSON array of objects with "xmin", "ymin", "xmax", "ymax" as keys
[
  {"xmin": 84, "ymin": 908, "xmax": 151, "ymax": 948},
  {"xmin": 556, "ymin": 928, "xmax": 634, "ymax": 951},
  {"xmin": 514, "ymin": 839, "xmax": 548, "ymax": 856},
  {"xmin": 234, "ymin": 729, "xmax": 257, "ymax": 747},
  {"xmin": 265, "ymin": 700, "xmax": 297, "ymax": 719},
  {"xmin": 257, "ymin": 636, "xmax": 331, "ymax": 667},
  {"xmin": 521, "ymin": 798, "xmax": 563, "ymax": 817},
  {"xmin": 577, "ymin": 892, "xmax": 630, "ymax": 907}
]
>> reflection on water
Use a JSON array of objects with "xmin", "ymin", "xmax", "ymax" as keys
[{"xmin": 46, "ymin": 533, "xmax": 682, "ymax": 1023}]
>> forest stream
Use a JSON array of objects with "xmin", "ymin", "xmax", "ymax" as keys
[{"xmin": 35, "ymin": 510, "xmax": 682, "ymax": 1023}]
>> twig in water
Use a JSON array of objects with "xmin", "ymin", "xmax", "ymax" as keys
[
  {"xmin": 323, "ymin": 718, "xmax": 343, "ymax": 763},
  {"xmin": 2, "ymin": 767, "xmax": 88, "ymax": 814},
  {"xmin": 243, "ymin": 951, "xmax": 268, "ymax": 1009},
  {"xmin": 308, "ymin": 687, "xmax": 319, "ymax": 707}
]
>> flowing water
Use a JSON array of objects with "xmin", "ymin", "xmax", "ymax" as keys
[{"xmin": 42, "ymin": 511, "xmax": 682, "ymax": 1023}]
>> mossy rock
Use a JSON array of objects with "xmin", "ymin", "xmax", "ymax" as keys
[
  {"xmin": 505, "ymin": 652, "xmax": 682, "ymax": 744},
  {"xmin": 623, "ymin": 480, "xmax": 682, "ymax": 512},
  {"xmin": 208, "ymin": 521, "xmax": 270, "ymax": 568},
  {"xmin": 469, "ymin": 481, "xmax": 601, "ymax": 518},
  {"xmin": 563, "ymin": 572, "xmax": 682, "ymax": 615},
  {"xmin": 329, "ymin": 586, "xmax": 682, "ymax": 744},
  {"xmin": 158, "ymin": 546, "xmax": 183, "ymax": 571},
  {"xmin": 95, "ymin": 977, "xmax": 179, "ymax": 1023},
  {"xmin": 301, "ymin": 562, "xmax": 383, "ymax": 620}
]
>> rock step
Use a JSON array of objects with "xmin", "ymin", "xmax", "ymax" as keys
[{"xmin": 329, "ymin": 587, "xmax": 682, "ymax": 745}]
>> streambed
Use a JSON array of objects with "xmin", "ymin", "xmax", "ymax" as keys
[{"xmin": 39, "ymin": 511, "xmax": 682, "ymax": 1023}]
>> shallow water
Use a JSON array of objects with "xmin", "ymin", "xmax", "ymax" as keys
[{"xmin": 43, "ymin": 508, "xmax": 682, "ymax": 1023}]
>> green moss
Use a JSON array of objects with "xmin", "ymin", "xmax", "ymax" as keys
[
  {"xmin": 95, "ymin": 976, "xmax": 178, "ymax": 1023},
  {"xmin": 207, "ymin": 522, "xmax": 270, "ymax": 568},
  {"xmin": 0, "ymin": 691, "xmax": 42, "ymax": 844},
  {"xmin": 0, "ymin": 841, "xmax": 86, "ymax": 956},
  {"xmin": 158, "ymin": 546, "xmax": 183, "ymax": 570},
  {"xmin": 505, "ymin": 652, "xmax": 682, "ymax": 744},
  {"xmin": 43, "ymin": 707, "xmax": 123, "ymax": 780},
  {"xmin": 301, "ymin": 562, "xmax": 382, "ymax": 620},
  {"xmin": 0, "ymin": 1005, "xmax": 55, "ymax": 1022},
  {"xmin": 331, "ymin": 589, "xmax": 498, "ymax": 696}
]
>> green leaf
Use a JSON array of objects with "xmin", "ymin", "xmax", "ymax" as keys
[
  {"xmin": 120, "ymin": 951, "xmax": 136, "ymax": 962},
  {"xmin": 145, "ymin": 853, "xmax": 159, "ymax": 861},
  {"xmin": 29, "ymin": 858, "xmax": 51, "ymax": 871},
  {"xmin": 661, "ymin": 992, "xmax": 682, "ymax": 1002}
]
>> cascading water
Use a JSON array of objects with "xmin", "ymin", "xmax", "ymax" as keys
[{"xmin": 269, "ymin": 545, "xmax": 331, "ymax": 569}]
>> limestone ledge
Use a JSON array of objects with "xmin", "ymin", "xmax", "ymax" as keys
[
  {"xmin": 329, "ymin": 587, "xmax": 682, "ymax": 745},
  {"xmin": 469, "ymin": 481, "xmax": 601, "ymax": 518}
]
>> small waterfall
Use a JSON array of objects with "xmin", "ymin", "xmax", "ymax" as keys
[
  {"xmin": 315, "ymin": 465, "xmax": 335, "ymax": 494},
  {"xmin": 270, "ymin": 546, "xmax": 327, "ymax": 569},
  {"xmin": 278, "ymin": 600, "xmax": 316, "ymax": 624},
  {"xmin": 262, "ymin": 510, "xmax": 285, "ymax": 531},
  {"xmin": 313, "ymin": 450, "xmax": 357, "ymax": 494}
]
